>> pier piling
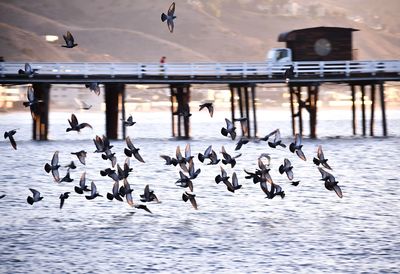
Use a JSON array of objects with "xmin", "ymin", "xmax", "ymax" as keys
[
  {"xmin": 32, "ymin": 83, "xmax": 50, "ymax": 140},
  {"xmin": 105, "ymin": 83, "xmax": 125, "ymax": 140}
]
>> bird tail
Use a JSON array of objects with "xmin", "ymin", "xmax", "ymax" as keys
[
  {"xmin": 182, "ymin": 192, "xmax": 189, "ymax": 202},
  {"xmin": 215, "ymin": 175, "xmax": 222, "ymax": 184},
  {"xmin": 221, "ymin": 128, "xmax": 228, "ymax": 136},
  {"xmin": 267, "ymin": 142, "xmax": 276, "ymax": 148},
  {"xmin": 230, "ymin": 159, "xmax": 236, "ymax": 168},
  {"xmin": 27, "ymin": 196, "xmax": 34, "ymax": 205},
  {"xmin": 106, "ymin": 193, "xmax": 114, "ymax": 201},
  {"xmin": 44, "ymin": 163, "xmax": 52, "ymax": 173},
  {"xmin": 100, "ymin": 170, "xmax": 108, "ymax": 176},
  {"xmin": 161, "ymin": 13, "xmax": 168, "ymax": 22},
  {"xmin": 101, "ymin": 154, "xmax": 108, "ymax": 160},
  {"xmin": 18, "ymin": 69, "xmax": 25, "ymax": 75},
  {"xmin": 278, "ymin": 165, "xmax": 285, "ymax": 174},
  {"xmin": 4, "ymin": 132, "xmax": 9, "ymax": 139}
]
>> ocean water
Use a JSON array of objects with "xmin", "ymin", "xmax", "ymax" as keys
[{"xmin": 0, "ymin": 108, "xmax": 399, "ymax": 273}]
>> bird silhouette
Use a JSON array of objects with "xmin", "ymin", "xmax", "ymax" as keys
[
  {"xmin": 60, "ymin": 170, "xmax": 74, "ymax": 183},
  {"xmin": 18, "ymin": 63, "xmax": 38, "ymax": 77},
  {"xmin": 182, "ymin": 191, "xmax": 198, "ymax": 210},
  {"xmin": 289, "ymin": 134, "xmax": 307, "ymax": 161},
  {"xmin": 107, "ymin": 181, "xmax": 123, "ymax": 202},
  {"xmin": 199, "ymin": 102, "xmax": 214, "ymax": 117},
  {"xmin": 59, "ymin": 192, "xmax": 70, "ymax": 209},
  {"xmin": 74, "ymin": 172, "xmax": 91, "ymax": 194},
  {"xmin": 267, "ymin": 129, "xmax": 286, "ymax": 148},
  {"xmin": 313, "ymin": 145, "xmax": 332, "ymax": 170},
  {"xmin": 124, "ymin": 136, "xmax": 145, "ymax": 163},
  {"xmin": 71, "ymin": 150, "xmax": 87, "ymax": 165},
  {"xmin": 318, "ymin": 167, "xmax": 343, "ymax": 198},
  {"xmin": 85, "ymin": 82, "xmax": 100, "ymax": 96},
  {"xmin": 279, "ymin": 158, "xmax": 294, "ymax": 180},
  {"xmin": 221, "ymin": 145, "xmax": 241, "ymax": 168},
  {"xmin": 221, "ymin": 118, "xmax": 237, "ymax": 140},
  {"xmin": 122, "ymin": 115, "xmax": 136, "ymax": 127},
  {"xmin": 140, "ymin": 184, "xmax": 160, "ymax": 203},
  {"xmin": 27, "ymin": 188, "xmax": 43, "ymax": 205},
  {"xmin": 85, "ymin": 181, "xmax": 102, "ymax": 200},
  {"xmin": 44, "ymin": 151, "xmax": 61, "ymax": 182},
  {"xmin": 66, "ymin": 114, "xmax": 92, "ymax": 132},
  {"xmin": 161, "ymin": 2, "xmax": 176, "ymax": 33},
  {"xmin": 61, "ymin": 31, "xmax": 78, "ymax": 48},
  {"xmin": 23, "ymin": 86, "xmax": 42, "ymax": 118},
  {"xmin": 4, "ymin": 129, "xmax": 17, "ymax": 150}
]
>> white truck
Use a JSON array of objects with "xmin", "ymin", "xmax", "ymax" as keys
[{"xmin": 266, "ymin": 48, "xmax": 293, "ymax": 63}]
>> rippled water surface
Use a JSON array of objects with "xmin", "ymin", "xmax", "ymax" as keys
[{"xmin": 0, "ymin": 109, "xmax": 399, "ymax": 273}]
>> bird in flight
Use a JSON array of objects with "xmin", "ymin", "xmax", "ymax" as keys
[
  {"xmin": 62, "ymin": 31, "xmax": 78, "ymax": 48},
  {"xmin": 161, "ymin": 2, "xmax": 176, "ymax": 33},
  {"xmin": 4, "ymin": 129, "xmax": 18, "ymax": 150},
  {"xmin": 23, "ymin": 86, "xmax": 42, "ymax": 118},
  {"xmin": 199, "ymin": 102, "xmax": 214, "ymax": 117},
  {"xmin": 66, "ymin": 114, "xmax": 93, "ymax": 132}
]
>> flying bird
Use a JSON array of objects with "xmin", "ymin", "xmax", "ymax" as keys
[
  {"xmin": 289, "ymin": 134, "xmax": 307, "ymax": 161},
  {"xmin": 318, "ymin": 167, "xmax": 343, "ymax": 198},
  {"xmin": 231, "ymin": 172, "xmax": 242, "ymax": 191},
  {"xmin": 199, "ymin": 102, "xmax": 214, "ymax": 117},
  {"xmin": 215, "ymin": 166, "xmax": 235, "ymax": 193},
  {"xmin": 267, "ymin": 129, "xmax": 286, "ymax": 148},
  {"xmin": 221, "ymin": 145, "xmax": 241, "ymax": 168},
  {"xmin": 85, "ymin": 82, "xmax": 100, "ymax": 96},
  {"xmin": 4, "ymin": 129, "xmax": 17, "ymax": 150},
  {"xmin": 74, "ymin": 98, "xmax": 92, "ymax": 110},
  {"xmin": 0, "ymin": 194, "xmax": 6, "ymax": 199},
  {"xmin": 44, "ymin": 151, "xmax": 61, "ymax": 182},
  {"xmin": 235, "ymin": 137, "xmax": 249, "ymax": 151},
  {"xmin": 161, "ymin": 2, "xmax": 177, "ymax": 33},
  {"xmin": 65, "ymin": 161, "xmax": 77, "ymax": 170},
  {"xmin": 122, "ymin": 115, "xmax": 136, "ymax": 127},
  {"xmin": 74, "ymin": 172, "xmax": 91, "ymax": 194},
  {"xmin": 175, "ymin": 171, "xmax": 194, "ymax": 192},
  {"xmin": 107, "ymin": 181, "xmax": 123, "ymax": 202},
  {"xmin": 23, "ymin": 86, "xmax": 42, "ymax": 118},
  {"xmin": 59, "ymin": 192, "xmax": 70, "ymax": 209},
  {"xmin": 279, "ymin": 158, "xmax": 294, "ymax": 180},
  {"xmin": 18, "ymin": 63, "xmax": 38, "ymax": 77},
  {"xmin": 85, "ymin": 181, "xmax": 102, "ymax": 200},
  {"xmin": 27, "ymin": 188, "xmax": 43, "ymax": 205},
  {"xmin": 221, "ymin": 118, "xmax": 236, "ymax": 140},
  {"xmin": 313, "ymin": 145, "xmax": 332, "ymax": 170},
  {"xmin": 188, "ymin": 158, "xmax": 201, "ymax": 180},
  {"xmin": 124, "ymin": 136, "xmax": 145, "ymax": 163},
  {"xmin": 62, "ymin": 31, "xmax": 78, "ymax": 48},
  {"xmin": 60, "ymin": 170, "xmax": 74, "ymax": 183},
  {"xmin": 182, "ymin": 191, "xmax": 198, "ymax": 210},
  {"xmin": 140, "ymin": 184, "xmax": 160, "ymax": 203},
  {"xmin": 71, "ymin": 150, "xmax": 87, "ymax": 165},
  {"xmin": 66, "ymin": 114, "xmax": 92, "ymax": 132},
  {"xmin": 160, "ymin": 155, "xmax": 178, "ymax": 166}
]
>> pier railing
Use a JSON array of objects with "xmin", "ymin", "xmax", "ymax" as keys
[{"xmin": 1, "ymin": 60, "xmax": 399, "ymax": 83}]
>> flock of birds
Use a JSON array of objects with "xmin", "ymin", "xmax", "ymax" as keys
[{"xmin": 2, "ymin": 2, "xmax": 341, "ymax": 212}]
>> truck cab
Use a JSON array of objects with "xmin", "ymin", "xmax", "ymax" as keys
[{"xmin": 266, "ymin": 48, "xmax": 292, "ymax": 63}]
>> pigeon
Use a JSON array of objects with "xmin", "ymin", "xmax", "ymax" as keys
[
  {"xmin": 140, "ymin": 184, "xmax": 160, "ymax": 203},
  {"xmin": 291, "ymin": 181, "xmax": 300, "ymax": 186},
  {"xmin": 117, "ymin": 160, "xmax": 132, "ymax": 180},
  {"xmin": 93, "ymin": 135, "xmax": 113, "ymax": 153},
  {"xmin": 71, "ymin": 150, "xmax": 87, "ymax": 165},
  {"xmin": 85, "ymin": 82, "xmax": 100, "ymax": 96},
  {"xmin": 221, "ymin": 118, "xmax": 236, "ymax": 140},
  {"xmin": 267, "ymin": 129, "xmax": 286, "ymax": 148},
  {"xmin": 23, "ymin": 86, "xmax": 42, "ymax": 118},
  {"xmin": 120, "ymin": 179, "xmax": 134, "ymax": 202},
  {"xmin": 100, "ymin": 168, "xmax": 119, "ymax": 182},
  {"xmin": 259, "ymin": 130, "xmax": 277, "ymax": 142},
  {"xmin": 0, "ymin": 194, "xmax": 6, "ymax": 199},
  {"xmin": 59, "ymin": 192, "xmax": 70, "ymax": 209},
  {"xmin": 221, "ymin": 145, "xmax": 241, "ymax": 168},
  {"xmin": 175, "ymin": 171, "xmax": 194, "ymax": 192},
  {"xmin": 235, "ymin": 137, "xmax": 249, "ymax": 151},
  {"xmin": 182, "ymin": 191, "xmax": 197, "ymax": 210},
  {"xmin": 260, "ymin": 181, "xmax": 285, "ymax": 199},
  {"xmin": 313, "ymin": 145, "xmax": 332, "ymax": 170},
  {"xmin": 44, "ymin": 151, "xmax": 61, "ymax": 182},
  {"xmin": 289, "ymin": 134, "xmax": 307, "ymax": 161},
  {"xmin": 122, "ymin": 115, "xmax": 136, "ymax": 127},
  {"xmin": 101, "ymin": 149, "xmax": 117, "ymax": 167},
  {"xmin": 199, "ymin": 102, "xmax": 214, "ymax": 117},
  {"xmin": 284, "ymin": 65, "xmax": 294, "ymax": 83},
  {"xmin": 61, "ymin": 31, "xmax": 78, "ymax": 48},
  {"xmin": 124, "ymin": 136, "xmax": 145, "ymax": 163},
  {"xmin": 74, "ymin": 172, "xmax": 91, "ymax": 194},
  {"xmin": 161, "ymin": 2, "xmax": 177, "ymax": 33},
  {"xmin": 198, "ymin": 145, "xmax": 213, "ymax": 163},
  {"xmin": 85, "ymin": 181, "xmax": 102, "ymax": 200},
  {"xmin": 107, "ymin": 181, "xmax": 123, "ymax": 202},
  {"xmin": 18, "ymin": 63, "xmax": 38, "ymax": 76},
  {"xmin": 318, "ymin": 167, "xmax": 343, "ymax": 198},
  {"xmin": 160, "ymin": 155, "xmax": 178, "ymax": 166},
  {"xmin": 175, "ymin": 145, "xmax": 190, "ymax": 172},
  {"xmin": 27, "ymin": 188, "xmax": 43, "ymax": 205},
  {"xmin": 66, "ymin": 114, "xmax": 92, "ymax": 132},
  {"xmin": 231, "ymin": 172, "xmax": 242, "ymax": 191},
  {"xmin": 60, "ymin": 170, "xmax": 74, "ymax": 183},
  {"xmin": 4, "ymin": 129, "xmax": 17, "ymax": 150},
  {"xmin": 188, "ymin": 158, "xmax": 201, "ymax": 180},
  {"xmin": 279, "ymin": 158, "xmax": 294, "ymax": 180},
  {"xmin": 215, "ymin": 166, "xmax": 234, "ymax": 193}
]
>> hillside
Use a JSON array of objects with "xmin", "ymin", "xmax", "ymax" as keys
[{"xmin": 0, "ymin": 0, "xmax": 399, "ymax": 62}]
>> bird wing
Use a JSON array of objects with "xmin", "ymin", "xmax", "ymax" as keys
[
  {"xmin": 133, "ymin": 150, "xmax": 145, "ymax": 163},
  {"xmin": 232, "ymin": 172, "xmax": 239, "ymax": 188},
  {"xmin": 295, "ymin": 134, "xmax": 302, "ymax": 146},
  {"xmin": 167, "ymin": 19, "xmax": 174, "ymax": 33},
  {"xmin": 8, "ymin": 134, "xmax": 17, "ymax": 150},
  {"xmin": 225, "ymin": 118, "xmax": 234, "ymax": 131},
  {"xmin": 207, "ymin": 104, "xmax": 214, "ymax": 117},
  {"xmin": 27, "ymin": 86, "xmax": 35, "ymax": 102},
  {"xmin": 185, "ymin": 143, "xmax": 191, "ymax": 161},
  {"xmin": 71, "ymin": 114, "xmax": 78, "ymax": 126},
  {"xmin": 189, "ymin": 196, "xmax": 198, "ymax": 210},
  {"xmin": 80, "ymin": 172, "xmax": 86, "ymax": 188},
  {"xmin": 176, "ymin": 146, "xmax": 183, "ymax": 161},
  {"xmin": 168, "ymin": 2, "xmax": 175, "ymax": 16},
  {"xmin": 317, "ymin": 145, "xmax": 324, "ymax": 160},
  {"xmin": 67, "ymin": 31, "xmax": 74, "ymax": 43},
  {"xmin": 204, "ymin": 145, "xmax": 212, "ymax": 157},
  {"xmin": 274, "ymin": 129, "xmax": 282, "ymax": 143},
  {"xmin": 29, "ymin": 188, "xmax": 40, "ymax": 200},
  {"xmin": 90, "ymin": 181, "xmax": 97, "ymax": 196},
  {"xmin": 333, "ymin": 185, "xmax": 343, "ymax": 198},
  {"xmin": 126, "ymin": 136, "xmax": 135, "ymax": 151},
  {"xmin": 296, "ymin": 149, "xmax": 307, "ymax": 161},
  {"xmin": 51, "ymin": 151, "xmax": 59, "ymax": 166}
]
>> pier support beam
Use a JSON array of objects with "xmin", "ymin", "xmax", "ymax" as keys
[
  {"xmin": 289, "ymin": 83, "xmax": 319, "ymax": 138},
  {"xmin": 105, "ymin": 83, "xmax": 125, "ymax": 140},
  {"xmin": 32, "ymin": 83, "xmax": 50, "ymax": 140},
  {"xmin": 229, "ymin": 84, "xmax": 258, "ymax": 138},
  {"xmin": 170, "ymin": 84, "xmax": 191, "ymax": 139}
]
